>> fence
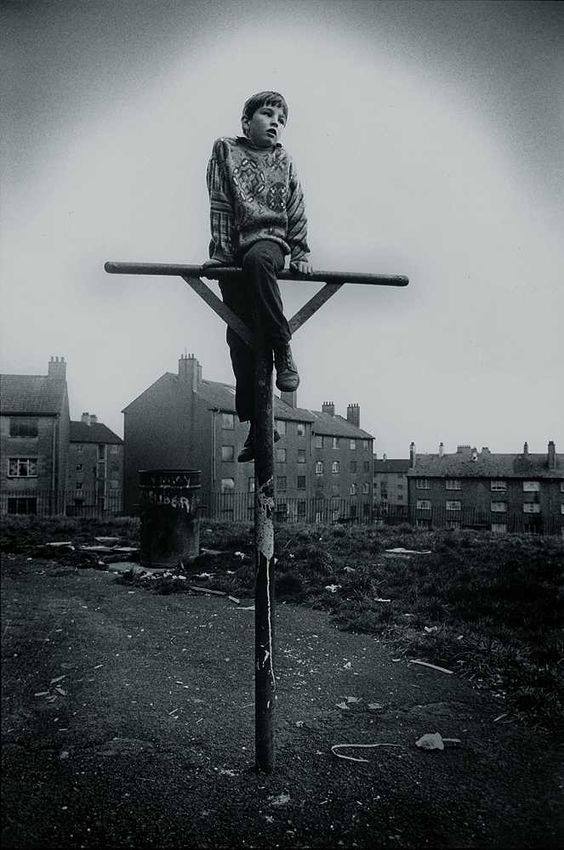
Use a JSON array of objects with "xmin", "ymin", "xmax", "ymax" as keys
[
  {"xmin": 0, "ymin": 488, "xmax": 123, "ymax": 518},
  {"xmin": 2, "ymin": 487, "xmax": 562, "ymax": 536}
]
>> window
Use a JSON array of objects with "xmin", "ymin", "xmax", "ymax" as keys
[
  {"xmin": 297, "ymin": 422, "xmax": 305, "ymax": 437},
  {"xmin": 222, "ymin": 413, "xmax": 234, "ymax": 430},
  {"xmin": 8, "ymin": 458, "xmax": 37, "ymax": 477},
  {"xmin": 98, "ymin": 444, "xmax": 106, "ymax": 460},
  {"xmin": 491, "ymin": 523, "xmax": 507, "ymax": 534},
  {"xmin": 10, "ymin": 418, "xmax": 38, "ymax": 437},
  {"xmin": 297, "ymin": 475, "xmax": 306, "ymax": 490},
  {"xmin": 276, "ymin": 447, "xmax": 287, "ymax": 463},
  {"xmin": 491, "ymin": 502, "xmax": 507, "ymax": 513},
  {"xmin": 315, "ymin": 461, "xmax": 324, "ymax": 475},
  {"xmin": 331, "ymin": 484, "xmax": 340, "ymax": 495},
  {"xmin": 332, "ymin": 437, "xmax": 339, "ymax": 449},
  {"xmin": 491, "ymin": 480, "xmax": 507, "ymax": 491},
  {"xmin": 397, "ymin": 483, "xmax": 404, "ymax": 490},
  {"xmin": 7, "ymin": 497, "xmax": 37, "ymax": 515},
  {"xmin": 350, "ymin": 461, "xmax": 357, "ymax": 473},
  {"xmin": 276, "ymin": 499, "xmax": 288, "ymax": 518},
  {"xmin": 110, "ymin": 479, "xmax": 119, "ymax": 490},
  {"xmin": 365, "ymin": 440, "xmax": 371, "ymax": 451},
  {"xmin": 349, "ymin": 482, "xmax": 357, "ymax": 495},
  {"xmin": 315, "ymin": 435, "xmax": 323, "ymax": 449},
  {"xmin": 446, "ymin": 520, "xmax": 461, "ymax": 530},
  {"xmin": 297, "ymin": 500, "xmax": 306, "ymax": 518},
  {"xmin": 221, "ymin": 445, "xmax": 235, "ymax": 462},
  {"xmin": 277, "ymin": 476, "xmax": 287, "ymax": 491},
  {"xmin": 332, "ymin": 461, "xmax": 340, "ymax": 474},
  {"xmin": 275, "ymin": 419, "xmax": 286, "ymax": 436},
  {"xmin": 76, "ymin": 464, "xmax": 83, "ymax": 472},
  {"xmin": 523, "ymin": 503, "xmax": 540, "ymax": 513},
  {"xmin": 560, "ymin": 504, "xmax": 564, "ymax": 515},
  {"xmin": 362, "ymin": 482, "xmax": 370, "ymax": 495},
  {"xmin": 297, "ymin": 448, "xmax": 306, "ymax": 464},
  {"xmin": 416, "ymin": 499, "xmax": 431, "ymax": 510},
  {"xmin": 416, "ymin": 479, "xmax": 430, "ymax": 489},
  {"xmin": 561, "ymin": 482, "xmax": 564, "ymax": 493},
  {"xmin": 220, "ymin": 478, "xmax": 235, "ymax": 493},
  {"xmin": 446, "ymin": 480, "xmax": 461, "ymax": 490},
  {"xmin": 110, "ymin": 445, "xmax": 120, "ymax": 455},
  {"xmin": 76, "ymin": 482, "xmax": 83, "ymax": 491},
  {"xmin": 523, "ymin": 481, "xmax": 540, "ymax": 492},
  {"xmin": 446, "ymin": 500, "xmax": 461, "ymax": 511},
  {"xmin": 350, "ymin": 439, "xmax": 356, "ymax": 450},
  {"xmin": 77, "ymin": 445, "xmax": 84, "ymax": 454},
  {"xmin": 248, "ymin": 477, "xmax": 255, "ymax": 493},
  {"xmin": 363, "ymin": 461, "xmax": 370, "ymax": 473}
]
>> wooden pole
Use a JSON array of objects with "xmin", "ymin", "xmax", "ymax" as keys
[{"xmin": 253, "ymin": 342, "xmax": 276, "ymax": 774}]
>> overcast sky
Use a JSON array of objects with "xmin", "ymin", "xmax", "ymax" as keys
[{"xmin": 2, "ymin": 0, "xmax": 563, "ymax": 457}]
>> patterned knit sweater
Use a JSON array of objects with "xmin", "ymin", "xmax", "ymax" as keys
[{"xmin": 206, "ymin": 136, "xmax": 310, "ymax": 266}]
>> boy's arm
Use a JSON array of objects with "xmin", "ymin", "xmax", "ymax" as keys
[
  {"xmin": 287, "ymin": 158, "xmax": 313, "ymax": 274},
  {"xmin": 205, "ymin": 140, "xmax": 236, "ymax": 265}
]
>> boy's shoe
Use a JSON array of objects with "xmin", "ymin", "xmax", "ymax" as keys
[
  {"xmin": 274, "ymin": 343, "xmax": 300, "ymax": 392},
  {"xmin": 237, "ymin": 425, "xmax": 281, "ymax": 463}
]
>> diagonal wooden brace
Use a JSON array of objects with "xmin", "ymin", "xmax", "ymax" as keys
[
  {"xmin": 181, "ymin": 275, "xmax": 255, "ymax": 350},
  {"xmin": 288, "ymin": 282, "xmax": 343, "ymax": 334}
]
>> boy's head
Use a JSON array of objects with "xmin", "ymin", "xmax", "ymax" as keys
[{"xmin": 241, "ymin": 91, "xmax": 288, "ymax": 148}]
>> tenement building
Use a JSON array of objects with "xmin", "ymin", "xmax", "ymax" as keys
[
  {"xmin": 122, "ymin": 355, "xmax": 374, "ymax": 521},
  {"xmin": 0, "ymin": 357, "xmax": 70, "ymax": 515},
  {"xmin": 406, "ymin": 441, "xmax": 563, "ymax": 536},
  {"xmin": 67, "ymin": 413, "xmax": 124, "ymax": 515},
  {"xmin": 373, "ymin": 456, "xmax": 410, "ymax": 520}
]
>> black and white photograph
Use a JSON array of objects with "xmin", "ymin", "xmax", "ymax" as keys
[{"xmin": 1, "ymin": 1, "xmax": 563, "ymax": 847}]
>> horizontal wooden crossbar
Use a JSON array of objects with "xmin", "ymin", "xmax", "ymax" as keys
[{"xmin": 104, "ymin": 262, "xmax": 409, "ymax": 287}]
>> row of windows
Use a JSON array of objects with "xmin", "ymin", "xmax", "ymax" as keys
[
  {"xmin": 314, "ymin": 436, "xmax": 371, "ymax": 451},
  {"xmin": 221, "ymin": 477, "xmax": 371, "ymax": 495},
  {"xmin": 221, "ymin": 413, "xmax": 306, "ymax": 437},
  {"xmin": 416, "ymin": 499, "xmax": 553, "ymax": 514},
  {"xmin": 315, "ymin": 460, "xmax": 371, "ymax": 475},
  {"xmin": 220, "ymin": 413, "xmax": 371, "ymax": 450},
  {"xmin": 6, "ymin": 455, "xmax": 119, "ymax": 477},
  {"xmin": 416, "ymin": 479, "xmax": 562, "ymax": 492}
]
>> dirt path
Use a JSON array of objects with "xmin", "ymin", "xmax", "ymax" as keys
[{"xmin": 1, "ymin": 555, "xmax": 561, "ymax": 849}]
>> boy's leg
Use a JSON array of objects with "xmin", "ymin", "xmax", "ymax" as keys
[
  {"xmin": 218, "ymin": 276, "xmax": 255, "ymax": 423},
  {"xmin": 241, "ymin": 240, "xmax": 299, "ymax": 391}
]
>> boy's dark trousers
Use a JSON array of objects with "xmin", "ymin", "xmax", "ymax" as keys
[{"xmin": 219, "ymin": 239, "xmax": 290, "ymax": 423}]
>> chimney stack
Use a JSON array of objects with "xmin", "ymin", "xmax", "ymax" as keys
[
  {"xmin": 523, "ymin": 441, "xmax": 529, "ymax": 456},
  {"xmin": 90, "ymin": 414, "xmax": 97, "ymax": 424},
  {"xmin": 409, "ymin": 441, "xmax": 416, "ymax": 469},
  {"xmin": 322, "ymin": 401, "xmax": 335, "ymax": 416},
  {"xmin": 178, "ymin": 353, "xmax": 201, "ymax": 392},
  {"xmin": 281, "ymin": 390, "xmax": 297, "ymax": 408},
  {"xmin": 48, "ymin": 355, "xmax": 67, "ymax": 380},
  {"xmin": 383, "ymin": 452, "xmax": 387, "ymax": 461},
  {"xmin": 439, "ymin": 441, "xmax": 444, "ymax": 458},
  {"xmin": 346, "ymin": 403, "xmax": 360, "ymax": 427},
  {"xmin": 471, "ymin": 447, "xmax": 478, "ymax": 462},
  {"xmin": 548, "ymin": 440, "xmax": 556, "ymax": 470},
  {"xmin": 81, "ymin": 412, "xmax": 90, "ymax": 425}
]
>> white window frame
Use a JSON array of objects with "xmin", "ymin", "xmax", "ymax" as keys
[
  {"xmin": 297, "ymin": 475, "xmax": 306, "ymax": 491},
  {"xmin": 350, "ymin": 439, "xmax": 356, "ymax": 450},
  {"xmin": 523, "ymin": 481, "xmax": 540, "ymax": 492},
  {"xmin": 491, "ymin": 502, "xmax": 507, "ymax": 513},
  {"xmin": 416, "ymin": 499, "xmax": 431, "ymax": 510},
  {"xmin": 446, "ymin": 500, "xmax": 461, "ymax": 511},
  {"xmin": 220, "ymin": 477, "xmax": 235, "ymax": 493},
  {"xmin": 222, "ymin": 413, "xmax": 234, "ymax": 430},
  {"xmin": 297, "ymin": 448, "xmax": 306, "ymax": 464},
  {"xmin": 491, "ymin": 522, "xmax": 507, "ymax": 534},
  {"xmin": 491, "ymin": 480, "xmax": 507, "ymax": 491},
  {"xmin": 331, "ymin": 461, "xmax": 340, "ymax": 474},
  {"xmin": 276, "ymin": 447, "xmax": 287, "ymax": 463},
  {"xmin": 445, "ymin": 479, "xmax": 461, "ymax": 490},
  {"xmin": 349, "ymin": 482, "xmax": 357, "ymax": 495},
  {"xmin": 297, "ymin": 422, "xmax": 305, "ymax": 437},
  {"xmin": 523, "ymin": 503, "xmax": 540, "ymax": 513},
  {"xmin": 315, "ymin": 461, "xmax": 323, "ymax": 475},
  {"xmin": 8, "ymin": 457, "xmax": 38, "ymax": 478},
  {"xmin": 275, "ymin": 419, "xmax": 286, "ymax": 437},
  {"xmin": 416, "ymin": 479, "xmax": 430, "ymax": 490},
  {"xmin": 315, "ymin": 435, "xmax": 323, "ymax": 449},
  {"xmin": 221, "ymin": 445, "xmax": 235, "ymax": 462},
  {"xmin": 332, "ymin": 437, "xmax": 339, "ymax": 449}
]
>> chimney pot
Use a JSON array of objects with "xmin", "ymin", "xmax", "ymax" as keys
[
  {"xmin": 178, "ymin": 353, "xmax": 201, "ymax": 391},
  {"xmin": 346, "ymin": 403, "xmax": 360, "ymax": 427},
  {"xmin": 409, "ymin": 441, "xmax": 416, "ymax": 469},
  {"xmin": 81, "ymin": 412, "xmax": 90, "ymax": 425},
  {"xmin": 48, "ymin": 355, "xmax": 67, "ymax": 379},
  {"xmin": 523, "ymin": 441, "xmax": 529, "ymax": 456},
  {"xmin": 439, "ymin": 441, "xmax": 444, "ymax": 457},
  {"xmin": 322, "ymin": 401, "xmax": 335, "ymax": 416}
]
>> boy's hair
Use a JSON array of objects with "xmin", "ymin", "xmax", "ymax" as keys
[{"xmin": 241, "ymin": 91, "xmax": 288, "ymax": 127}]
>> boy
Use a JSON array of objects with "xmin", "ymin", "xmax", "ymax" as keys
[{"xmin": 203, "ymin": 91, "xmax": 313, "ymax": 462}]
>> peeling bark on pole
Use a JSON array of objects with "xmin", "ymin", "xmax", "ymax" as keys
[{"xmin": 254, "ymin": 344, "xmax": 275, "ymax": 774}]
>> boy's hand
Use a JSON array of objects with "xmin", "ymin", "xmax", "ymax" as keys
[{"xmin": 290, "ymin": 259, "xmax": 314, "ymax": 276}]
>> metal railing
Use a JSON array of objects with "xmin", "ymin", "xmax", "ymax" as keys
[{"xmin": 0, "ymin": 488, "xmax": 123, "ymax": 518}]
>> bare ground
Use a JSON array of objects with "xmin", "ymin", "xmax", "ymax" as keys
[{"xmin": 1, "ymin": 554, "xmax": 561, "ymax": 849}]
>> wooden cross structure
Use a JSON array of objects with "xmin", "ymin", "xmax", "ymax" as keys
[{"xmin": 104, "ymin": 260, "xmax": 408, "ymax": 773}]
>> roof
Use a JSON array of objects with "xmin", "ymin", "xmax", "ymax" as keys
[
  {"xmin": 407, "ymin": 449, "xmax": 563, "ymax": 480},
  {"xmin": 374, "ymin": 459, "xmax": 410, "ymax": 473},
  {"xmin": 70, "ymin": 421, "xmax": 123, "ymax": 444},
  {"xmin": 308, "ymin": 410, "xmax": 373, "ymax": 440},
  {"xmin": 0, "ymin": 374, "xmax": 67, "ymax": 415},
  {"xmin": 122, "ymin": 372, "xmax": 373, "ymax": 436}
]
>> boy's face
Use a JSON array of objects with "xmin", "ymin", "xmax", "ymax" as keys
[{"xmin": 242, "ymin": 104, "xmax": 286, "ymax": 148}]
